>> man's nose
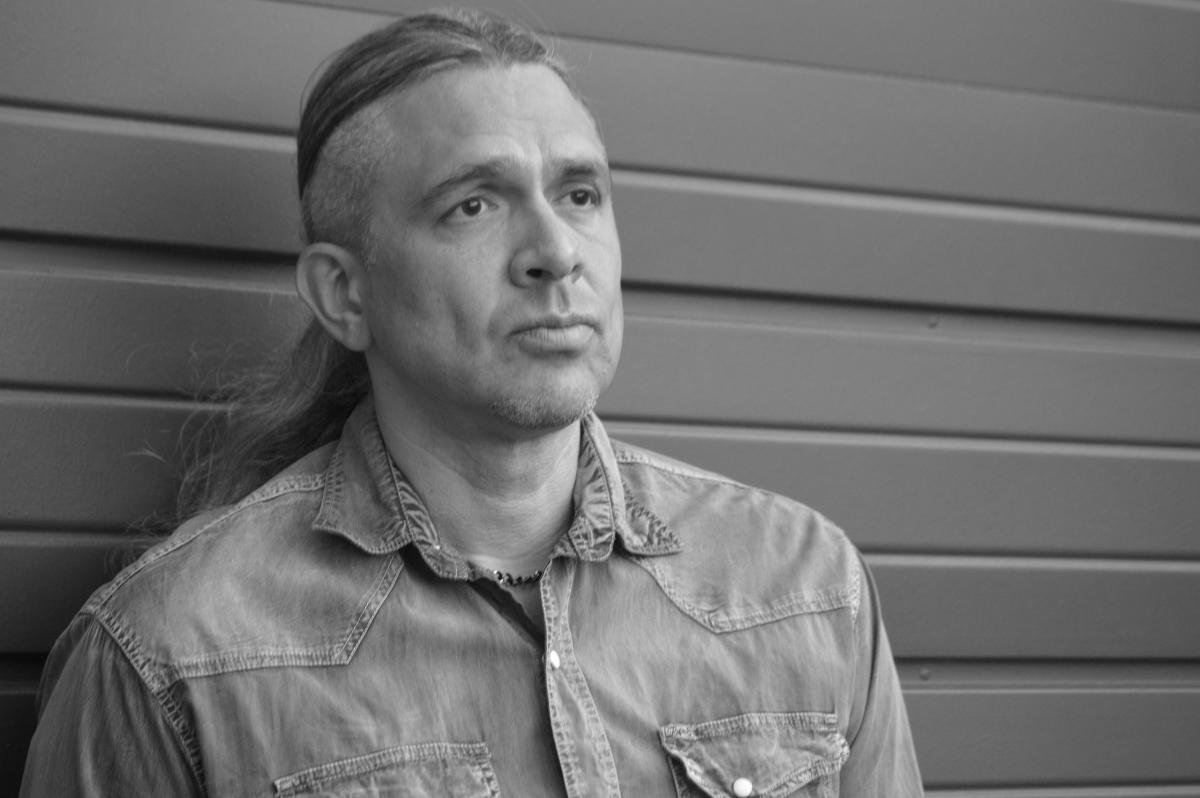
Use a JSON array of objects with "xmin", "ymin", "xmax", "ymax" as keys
[{"xmin": 509, "ymin": 202, "xmax": 582, "ymax": 285}]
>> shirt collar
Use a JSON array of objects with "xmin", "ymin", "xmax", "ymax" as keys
[{"xmin": 312, "ymin": 399, "xmax": 681, "ymax": 573}]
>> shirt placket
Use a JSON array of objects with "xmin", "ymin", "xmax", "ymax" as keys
[{"xmin": 540, "ymin": 557, "xmax": 622, "ymax": 798}]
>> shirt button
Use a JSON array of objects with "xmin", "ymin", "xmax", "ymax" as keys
[
  {"xmin": 547, "ymin": 650, "xmax": 561, "ymax": 670},
  {"xmin": 732, "ymin": 777, "xmax": 753, "ymax": 797}
]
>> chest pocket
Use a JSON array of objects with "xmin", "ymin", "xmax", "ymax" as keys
[
  {"xmin": 659, "ymin": 712, "xmax": 849, "ymax": 798},
  {"xmin": 273, "ymin": 742, "xmax": 500, "ymax": 797}
]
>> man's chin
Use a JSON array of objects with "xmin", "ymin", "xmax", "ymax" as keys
[{"xmin": 489, "ymin": 388, "xmax": 599, "ymax": 432}]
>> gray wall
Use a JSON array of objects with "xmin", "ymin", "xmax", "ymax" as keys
[{"xmin": 2, "ymin": 0, "xmax": 1199, "ymax": 793}]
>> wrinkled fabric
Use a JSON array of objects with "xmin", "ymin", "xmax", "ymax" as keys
[{"xmin": 22, "ymin": 400, "xmax": 922, "ymax": 797}]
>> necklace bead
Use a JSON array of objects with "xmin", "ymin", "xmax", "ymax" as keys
[{"xmin": 490, "ymin": 567, "xmax": 543, "ymax": 587}]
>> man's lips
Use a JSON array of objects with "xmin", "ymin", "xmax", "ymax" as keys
[
  {"xmin": 511, "ymin": 314, "xmax": 599, "ymax": 351},
  {"xmin": 511, "ymin": 313, "xmax": 600, "ymax": 334}
]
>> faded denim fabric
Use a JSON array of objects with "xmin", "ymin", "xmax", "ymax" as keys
[{"xmin": 22, "ymin": 400, "xmax": 922, "ymax": 797}]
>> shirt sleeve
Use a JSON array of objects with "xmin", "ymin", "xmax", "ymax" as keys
[
  {"xmin": 19, "ymin": 616, "xmax": 202, "ymax": 798},
  {"xmin": 839, "ymin": 552, "xmax": 925, "ymax": 796}
]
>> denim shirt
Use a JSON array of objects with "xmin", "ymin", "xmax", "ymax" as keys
[{"xmin": 21, "ymin": 401, "xmax": 922, "ymax": 797}]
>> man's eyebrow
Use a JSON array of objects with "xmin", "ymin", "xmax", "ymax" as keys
[
  {"xmin": 417, "ymin": 158, "xmax": 516, "ymax": 211},
  {"xmin": 554, "ymin": 157, "xmax": 612, "ymax": 189}
]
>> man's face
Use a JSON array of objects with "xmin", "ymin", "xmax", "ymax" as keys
[{"xmin": 358, "ymin": 64, "xmax": 622, "ymax": 440}]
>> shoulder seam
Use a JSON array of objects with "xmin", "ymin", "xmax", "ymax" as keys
[
  {"xmin": 613, "ymin": 450, "xmax": 744, "ymax": 488},
  {"xmin": 90, "ymin": 608, "xmax": 207, "ymax": 794},
  {"xmin": 236, "ymin": 472, "xmax": 326, "ymax": 507},
  {"xmin": 85, "ymin": 474, "xmax": 326, "ymax": 613}
]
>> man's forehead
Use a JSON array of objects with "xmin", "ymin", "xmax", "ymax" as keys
[
  {"xmin": 361, "ymin": 63, "xmax": 607, "ymax": 198},
  {"xmin": 384, "ymin": 66, "xmax": 600, "ymax": 150}
]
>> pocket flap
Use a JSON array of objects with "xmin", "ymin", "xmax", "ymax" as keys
[
  {"xmin": 659, "ymin": 712, "xmax": 849, "ymax": 798},
  {"xmin": 273, "ymin": 742, "xmax": 499, "ymax": 797}
]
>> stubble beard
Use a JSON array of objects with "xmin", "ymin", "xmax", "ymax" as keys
[
  {"xmin": 489, "ymin": 384, "xmax": 599, "ymax": 431},
  {"xmin": 488, "ymin": 332, "xmax": 620, "ymax": 431}
]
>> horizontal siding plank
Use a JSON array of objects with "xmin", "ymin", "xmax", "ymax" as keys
[
  {"xmin": 2, "ymin": 1, "xmax": 1197, "ymax": 219},
  {"xmin": 928, "ymin": 789, "xmax": 1200, "ymax": 798},
  {"xmin": 897, "ymin": 659, "xmax": 1200, "ymax": 691},
  {"xmin": 0, "ymin": 107, "xmax": 299, "ymax": 253},
  {"xmin": 6, "ymin": 244, "xmax": 1199, "ymax": 446},
  {"xmin": 617, "ymin": 174, "xmax": 1200, "ymax": 324},
  {"xmin": 607, "ymin": 315, "xmax": 1200, "ymax": 446},
  {"xmin": 0, "ymin": 533, "xmax": 133, "ymax": 652},
  {"xmin": 0, "ymin": 0, "xmax": 376, "ymax": 136},
  {"xmin": 7, "ymin": 112, "xmax": 1200, "ymax": 322},
  {"xmin": 6, "ymin": 0, "xmax": 1200, "ymax": 117},
  {"xmin": 907, "ymin": 688, "xmax": 1200, "ymax": 787},
  {"xmin": 610, "ymin": 422, "xmax": 1200, "ymax": 559},
  {"xmin": 577, "ymin": 41, "xmax": 1200, "ymax": 221},
  {"xmin": 6, "ymin": 399, "xmax": 1200, "ymax": 559},
  {"xmin": 0, "ymin": 242, "xmax": 305, "ymax": 395},
  {"xmin": 293, "ymin": 0, "xmax": 1200, "ymax": 112},
  {"xmin": 872, "ymin": 554, "xmax": 1200, "ymax": 659},
  {"xmin": 0, "ymin": 396, "xmax": 197, "ymax": 529},
  {"xmin": 0, "ymin": 687, "xmax": 37, "ymax": 796},
  {"xmin": 3, "ymin": 531, "xmax": 1196, "ymax": 660}
]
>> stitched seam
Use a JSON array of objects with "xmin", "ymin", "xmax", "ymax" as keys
[
  {"xmin": 850, "ymin": 556, "xmax": 863, "ymax": 627},
  {"xmin": 274, "ymin": 742, "xmax": 493, "ymax": 796},
  {"xmin": 168, "ymin": 649, "xmax": 353, "ymax": 680},
  {"xmin": 542, "ymin": 567, "xmax": 583, "ymax": 795},
  {"xmin": 163, "ymin": 552, "xmax": 405, "ymax": 680},
  {"xmin": 547, "ymin": 560, "xmax": 621, "ymax": 798},
  {"xmin": 663, "ymin": 712, "xmax": 839, "ymax": 743},
  {"xmin": 620, "ymin": 479, "xmax": 681, "ymax": 554},
  {"xmin": 631, "ymin": 558, "xmax": 852, "ymax": 633},
  {"xmin": 385, "ymin": 455, "xmax": 414, "ymax": 542},
  {"xmin": 661, "ymin": 712, "xmax": 848, "ymax": 797},
  {"xmin": 338, "ymin": 550, "xmax": 405, "ymax": 659},
  {"xmin": 708, "ymin": 591, "xmax": 854, "ymax": 632},
  {"xmin": 91, "ymin": 609, "xmax": 206, "ymax": 794},
  {"xmin": 557, "ymin": 623, "xmax": 622, "ymax": 796},
  {"xmin": 85, "ymin": 477, "xmax": 326, "ymax": 613},
  {"xmin": 237, "ymin": 474, "xmax": 326, "ymax": 507},
  {"xmin": 617, "ymin": 450, "xmax": 817, "ymax": 512},
  {"xmin": 613, "ymin": 451, "xmax": 744, "ymax": 487},
  {"xmin": 584, "ymin": 422, "xmax": 621, "ymax": 540}
]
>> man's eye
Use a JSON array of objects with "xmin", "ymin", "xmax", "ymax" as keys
[
  {"xmin": 442, "ymin": 196, "xmax": 497, "ymax": 223},
  {"xmin": 567, "ymin": 188, "xmax": 599, "ymax": 207},
  {"xmin": 457, "ymin": 197, "xmax": 486, "ymax": 217}
]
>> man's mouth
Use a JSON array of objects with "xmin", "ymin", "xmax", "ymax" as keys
[{"xmin": 512, "ymin": 314, "xmax": 599, "ymax": 351}]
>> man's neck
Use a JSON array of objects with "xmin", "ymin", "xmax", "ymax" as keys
[{"xmin": 374, "ymin": 399, "xmax": 581, "ymax": 576}]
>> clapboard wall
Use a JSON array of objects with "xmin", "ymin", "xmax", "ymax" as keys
[{"xmin": 3, "ymin": 0, "xmax": 1199, "ymax": 793}]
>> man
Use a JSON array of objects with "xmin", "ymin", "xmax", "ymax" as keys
[{"xmin": 22, "ymin": 9, "xmax": 922, "ymax": 796}]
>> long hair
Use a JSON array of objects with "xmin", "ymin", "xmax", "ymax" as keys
[{"xmin": 163, "ymin": 10, "xmax": 569, "ymax": 531}]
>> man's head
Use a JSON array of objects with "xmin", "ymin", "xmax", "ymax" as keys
[
  {"xmin": 295, "ymin": 10, "xmax": 623, "ymax": 441},
  {"xmin": 299, "ymin": 9, "xmax": 577, "ymax": 259}
]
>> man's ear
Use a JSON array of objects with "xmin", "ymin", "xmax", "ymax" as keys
[{"xmin": 296, "ymin": 243, "xmax": 372, "ymax": 352}]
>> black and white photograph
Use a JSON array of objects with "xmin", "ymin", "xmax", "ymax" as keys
[{"xmin": 3, "ymin": 1, "xmax": 1199, "ymax": 795}]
